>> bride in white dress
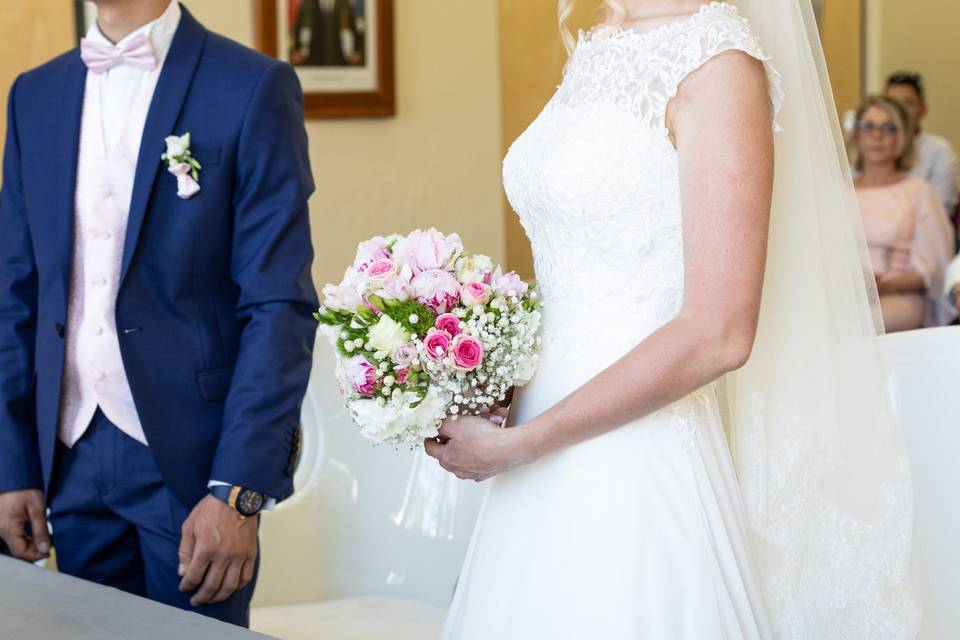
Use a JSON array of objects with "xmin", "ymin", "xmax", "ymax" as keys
[{"xmin": 424, "ymin": 1, "xmax": 934, "ymax": 638}]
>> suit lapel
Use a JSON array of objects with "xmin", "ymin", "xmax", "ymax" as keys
[
  {"xmin": 50, "ymin": 53, "xmax": 88, "ymax": 299},
  {"xmin": 120, "ymin": 7, "xmax": 206, "ymax": 285}
]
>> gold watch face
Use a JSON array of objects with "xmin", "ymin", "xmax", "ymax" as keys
[{"xmin": 236, "ymin": 489, "xmax": 265, "ymax": 516}]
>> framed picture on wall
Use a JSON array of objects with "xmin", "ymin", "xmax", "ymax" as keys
[{"xmin": 254, "ymin": 0, "xmax": 396, "ymax": 119}]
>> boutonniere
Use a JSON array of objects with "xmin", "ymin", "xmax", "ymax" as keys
[{"xmin": 161, "ymin": 133, "xmax": 201, "ymax": 200}]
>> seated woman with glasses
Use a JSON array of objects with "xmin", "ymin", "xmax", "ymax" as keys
[{"xmin": 851, "ymin": 95, "xmax": 955, "ymax": 331}]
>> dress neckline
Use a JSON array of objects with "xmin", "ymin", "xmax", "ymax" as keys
[{"xmin": 578, "ymin": 2, "xmax": 736, "ymax": 49}]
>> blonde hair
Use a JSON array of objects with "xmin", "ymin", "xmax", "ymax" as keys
[
  {"xmin": 559, "ymin": 0, "xmax": 628, "ymax": 56},
  {"xmin": 848, "ymin": 95, "xmax": 916, "ymax": 172}
]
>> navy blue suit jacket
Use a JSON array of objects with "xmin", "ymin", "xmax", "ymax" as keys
[{"xmin": 0, "ymin": 6, "xmax": 318, "ymax": 508}]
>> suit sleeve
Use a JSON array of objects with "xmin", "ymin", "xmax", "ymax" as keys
[
  {"xmin": 0, "ymin": 76, "xmax": 42, "ymax": 494},
  {"xmin": 208, "ymin": 62, "xmax": 319, "ymax": 502}
]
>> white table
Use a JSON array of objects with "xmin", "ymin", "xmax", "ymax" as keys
[{"xmin": 0, "ymin": 556, "xmax": 275, "ymax": 639}]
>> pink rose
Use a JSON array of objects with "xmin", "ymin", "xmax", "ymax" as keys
[
  {"xmin": 392, "ymin": 229, "xmax": 463, "ymax": 274},
  {"xmin": 392, "ymin": 342, "xmax": 417, "ymax": 366},
  {"xmin": 434, "ymin": 313, "xmax": 462, "ymax": 337},
  {"xmin": 353, "ymin": 236, "xmax": 390, "ymax": 271},
  {"xmin": 450, "ymin": 334, "xmax": 484, "ymax": 371},
  {"xmin": 490, "ymin": 267, "xmax": 528, "ymax": 297},
  {"xmin": 460, "ymin": 281, "xmax": 492, "ymax": 308},
  {"xmin": 365, "ymin": 258, "xmax": 396, "ymax": 281},
  {"xmin": 411, "ymin": 269, "xmax": 461, "ymax": 314},
  {"xmin": 395, "ymin": 367, "xmax": 410, "ymax": 385},
  {"xmin": 322, "ymin": 283, "xmax": 364, "ymax": 312},
  {"xmin": 423, "ymin": 329, "xmax": 451, "ymax": 361},
  {"xmin": 344, "ymin": 356, "xmax": 378, "ymax": 395}
]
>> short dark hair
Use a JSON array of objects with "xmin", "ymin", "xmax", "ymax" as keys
[{"xmin": 886, "ymin": 71, "xmax": 926, "ymax": 102}]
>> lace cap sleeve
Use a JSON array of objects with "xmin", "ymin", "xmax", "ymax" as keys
[{"xmin": 664, "ymin": 3, "xmax": 785, "ymax": 133}]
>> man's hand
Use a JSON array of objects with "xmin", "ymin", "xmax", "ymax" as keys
[
  {"xmin": 177, "ymin": 495, "xmax": 257, "ymax": 606},
  {"xmin": 0, "ymin": 489, "xmax": 50, "ymax": 562}
]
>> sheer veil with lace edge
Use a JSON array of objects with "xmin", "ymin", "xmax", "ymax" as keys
[{"xmin": 722, "ymin": 1, "xmax": 939, "ymax": 637}]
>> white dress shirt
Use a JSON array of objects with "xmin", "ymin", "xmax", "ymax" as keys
[
  {"xmin": 911, "ymin": 131, "xmax": 959, "ymax": 216},
  {"xmin": 59, "ymin": 1, "xmax": 180, "ymax": 448}
]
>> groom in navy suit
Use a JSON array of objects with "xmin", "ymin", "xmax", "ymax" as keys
[{"xmin": 0, "ymin": 0, "xmax": 317, "ymax": 627}]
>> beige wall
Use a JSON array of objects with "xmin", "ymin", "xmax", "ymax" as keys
[
  {"xmin": 820, "ymin": 0, "xmax": 863, "ymax": 118},
  {"xmin": 189, "ymin": 1, "xmax": 506, "ymax": 286},
  {"xmin": 873, "ymin": 0, "xmax": 960, "ymax": 151},
  {"xmin": 0, "ymin": 1, "xmax": 76, "ymax": 182},
  {"xmin": 0, "ymin": 1, "xmax": 505, "ymax": 288}
]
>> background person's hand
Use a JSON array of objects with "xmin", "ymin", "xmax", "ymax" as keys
[
  {"xmin": 177, "ymin": 495, "xmax": 258, "ymax": 606},
  {"xmin": 0, "ymin": 489, "xmax": 50, "ymax": 562}
]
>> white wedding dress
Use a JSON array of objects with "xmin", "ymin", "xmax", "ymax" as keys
[{"xmin": 439, "ymin": 4, "xmax": 785, "ymax": 638}]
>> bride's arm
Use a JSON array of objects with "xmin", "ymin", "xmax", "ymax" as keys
[{"xmin": 426, "ymin": 51, "xmax": 774, "ymax": 480}]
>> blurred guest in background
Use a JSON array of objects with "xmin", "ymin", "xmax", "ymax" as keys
[
  {"xmin": 886, "ymin": 71, "xmax": 959, "ymax": 219},
  {"xmin": 850, "ymin": 96, "xmax": 955, "ymax": 331}
]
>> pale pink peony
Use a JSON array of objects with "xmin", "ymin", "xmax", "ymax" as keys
[
  {"xmin": 434, "ymin": 313, "xmax": 462, "ymax": 337},
  {"xmin": 344, "ymin": 356, "xmax": 378, "ymax": 395},
  {"xmin": 460, "ymin": 281, "xmax": 492, "ymax": 307},
  {"xmin": 322, "ymin": 283, "xmax": 364, "ymax": 312},
  {"xmin": 411, "ymin": 269, "xmax": 461, "ymax": 313},
  {"xmin": 392, "ymin": 342, "xmax": 417, "ymax": 366},
  {"xmin": 490, "ymin": 267, "xmax": 528, "ymax": 297},
  {"xmin": 353, "ymin": 236, "xmax": 390, "ymax": 271},
  {"xmin": 450, "ymin": 334, "xmax": 484, "ymax": 371},
  {"xmin": 376, "ymin": 274, "xmax": 412, "ymax": 302},
  {"xmin": 423, "ymin": 329, "xmax": 451, "ymax": 361},
  {"xmin": 392, "ymin": 229, "xmax": 463, "ymax": 274}
]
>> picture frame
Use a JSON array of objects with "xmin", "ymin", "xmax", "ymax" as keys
[{"xmin": 254, "ymin": 0, "xmax": 396, "ymax": 119}]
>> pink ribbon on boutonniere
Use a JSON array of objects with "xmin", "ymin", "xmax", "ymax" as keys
[{"xmin": 167, "ymin": 162, "xmax": 201, "ymax": 200}]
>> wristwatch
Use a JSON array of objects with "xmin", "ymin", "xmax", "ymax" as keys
[{"xmin": 209, "ymin": 485, "xmax": 265, "ymax": 518}]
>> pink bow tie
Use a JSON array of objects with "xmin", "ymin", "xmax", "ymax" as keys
[{"xmin": 80, "ymin": 33, "xmax": 157, "ymax": 74}]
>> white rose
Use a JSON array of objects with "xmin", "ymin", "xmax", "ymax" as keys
[
  {"xmin": 367, "ymin": 314, "xmax": 409, "ymax": 353},
  {"xmin": 349, "ymin": 398, "xmax": 402, "ymax": 443},
  {"xmin": 455, "ymin": 254, "xmax": 495, "ymax": 284},
  {"xmin": 164, "ymin": 133, "xmax": 190, "ymax": 159}
]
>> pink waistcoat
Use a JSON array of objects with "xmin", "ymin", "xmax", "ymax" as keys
[{"xmin": 58, "ymin": 69, "xmax": 161, "ymax": 447}]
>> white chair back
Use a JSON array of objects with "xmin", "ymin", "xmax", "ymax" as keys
[
  {"xmin": 880, "ymin": 326, "xmax": 960, "ymax": 636},
  {"xmin": 253, "ymin": 335, "xmax": 485, "ymax": 608}
]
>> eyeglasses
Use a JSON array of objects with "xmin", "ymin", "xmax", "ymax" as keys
[{"xmin": 857, "ymin": 121, "xmax": 900, "ymax": 137}]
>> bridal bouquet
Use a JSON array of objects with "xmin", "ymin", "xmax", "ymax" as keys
[{"xmin": 315, "ymin": 228, "xmax": 541, "ymax": 447}]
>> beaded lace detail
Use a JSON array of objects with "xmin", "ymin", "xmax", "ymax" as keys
[{"xmin": 503, "ymin": 2, "xmax": 782, "ymax": 356}]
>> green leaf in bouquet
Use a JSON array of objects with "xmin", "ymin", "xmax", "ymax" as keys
[
  {"xmin": 355, "ymin": 306, "xmax": 379, "ymax": 325},
  {"xmin": 314, "ymin": 309, "xmax": 340, "ymax": 326},
  {"xmin": 380, "ymin": 300, "xmax": 435, "ymax": 336}
]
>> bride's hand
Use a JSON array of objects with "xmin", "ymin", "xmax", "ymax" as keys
[{"xmin": 423, "ymin": 413, "xmax": 532, "ymax": 482}]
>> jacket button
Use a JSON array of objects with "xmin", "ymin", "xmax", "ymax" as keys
[{"xmin": 55, "ymin": 323, "xmax": 65, "ymax": 338}]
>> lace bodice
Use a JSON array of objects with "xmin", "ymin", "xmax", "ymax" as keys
[{"xmin": 503, "ymin": 2, "xmax": 783, "ymax": 344}]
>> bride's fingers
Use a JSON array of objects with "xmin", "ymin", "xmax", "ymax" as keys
[
  {"xmin": 488, "ymin": 406, "xmax": 510, "ymax": 426},
  {"xmin": 423, "ymin": 437, "xmax": 444, "ymax": 459}
]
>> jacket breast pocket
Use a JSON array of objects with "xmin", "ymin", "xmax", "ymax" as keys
[
  {"xmin": 197, "ymin": 366, "xmax": 233, "ymax": 402},
  {"xmin": 191, "ymin": 146, "xmax": 222, "ymax": 168}
]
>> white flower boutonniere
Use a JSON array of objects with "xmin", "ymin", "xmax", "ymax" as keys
[{"xmin": 161, "ymin": 132, "xmax": 201, "ymax": 199}]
